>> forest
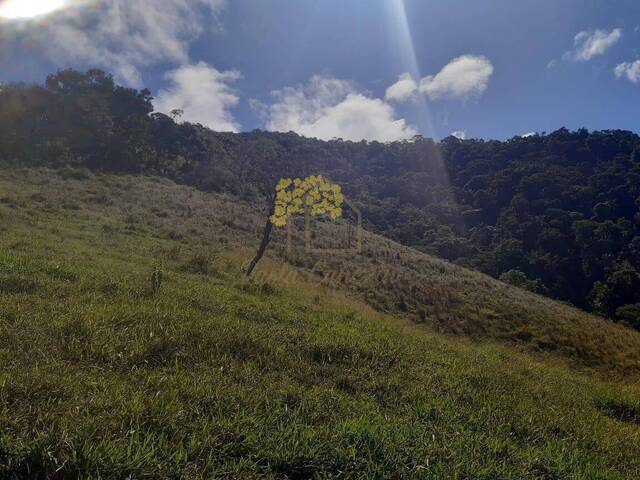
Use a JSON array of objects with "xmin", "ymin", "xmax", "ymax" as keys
[{"xmin": 2, "ymin": 69, "xmax": 639, "ymax": 327}]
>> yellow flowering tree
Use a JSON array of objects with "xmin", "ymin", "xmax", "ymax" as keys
[{"xmin": 246, "ymin": 175, "xmax": 344, "ymax": 276}]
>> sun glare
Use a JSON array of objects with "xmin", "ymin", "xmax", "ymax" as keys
[{"xmin": 0, "ymin": 0, "xmax": 70, "ymax": 20}]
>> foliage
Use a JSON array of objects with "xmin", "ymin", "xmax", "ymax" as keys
[
  {"xmin": 2, "ymin": 69, "xmax": 640, "ymax": 326},
  {"xmin": 150, "ymin": 266, "xmax": 163, "ymax": 294},
  {"xmin": 499, "ymin": 269, "xmax": 546, "ymax": 294},
  {"xmin": 617, "ymin": 304, "xmax": 640, "ymax": 330}
]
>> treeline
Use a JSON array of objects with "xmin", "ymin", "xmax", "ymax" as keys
[{"xmin": 2, "ymin": 69, "xmax": 640, "ymax": 328}]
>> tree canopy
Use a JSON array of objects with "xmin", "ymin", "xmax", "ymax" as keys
[{"xmin": 2, "ymin": 69, "xmax": 640, "ymax": 328}]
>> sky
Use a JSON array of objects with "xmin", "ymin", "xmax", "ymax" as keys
[{"xmin": 0, "ymin": 0, "xmax": 639, "ymax": 141}]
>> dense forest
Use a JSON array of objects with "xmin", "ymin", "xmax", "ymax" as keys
[{"xmin": 2, "ymin": 69, "xmax": 640, "ymax": 328}]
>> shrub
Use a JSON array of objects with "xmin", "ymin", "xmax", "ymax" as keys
[
  {"xmin": 616, "ymin": 304, "xmax": 640, "ymax": 329},
  {"xmin": 180, "ymin": 252, "xmax": 218, "ymax": 275},
  {"xmin": 58, "ymin": 166, "xmax": 91, "ymax": 181},
  {"xmin": 150, "ymin": 268, "xmax": 163, "ymax": 294},
  {"xmin": 0, "ymin": 276, "xmax": 38, "ymax": 294},
  {"xmin": 499, "ymin": 269, "xmax": 546, "ymax": 294}
]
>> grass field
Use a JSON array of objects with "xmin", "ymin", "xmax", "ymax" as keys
[{"xmin": 1, "ymin": 168, "xmax": 639, "ymax": 478}]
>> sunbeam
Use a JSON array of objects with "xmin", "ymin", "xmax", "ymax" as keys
[
  {"xmin": 385, "ymin": 0, "xmax": 463, "ymax": 230},
  {"xmin": 385, "ymin": 0, "xmax": 437, "ymax": 139}
]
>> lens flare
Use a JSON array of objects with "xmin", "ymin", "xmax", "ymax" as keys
[
  {"xmin": 385, "ymin": 0, "xmax": 463, "ymax": 228},
  {"xmin": 0, "ymin": 0, "xmax": 71, "ymax": 20},
  {"xmin": 385, "ymin": 0, "xmax": 438, "ymax": 139}
]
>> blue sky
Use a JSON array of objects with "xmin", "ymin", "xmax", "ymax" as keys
[{"xmin": 1, "ymin": 0, "xmax": 639, "ymax": 141}]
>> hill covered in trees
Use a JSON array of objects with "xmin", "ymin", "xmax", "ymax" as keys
[{"xmin": 2, "ymin": 69, "xmax": 640, "ymax": 326}]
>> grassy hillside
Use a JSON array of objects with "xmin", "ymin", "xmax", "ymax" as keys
[
  {"xmin": 1, "ymin": 168, "xmax": 640, "ymax": 478},
  {"xmin": 4, "ymin": 168, "xmax": 640, "ymax": 375},
  {"xmin": 4, "ymin": 71, "xmax": 640, "ymax": 321}
]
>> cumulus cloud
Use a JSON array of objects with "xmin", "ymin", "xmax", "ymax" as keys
[
  {"xmin": 450, "ymin": 131, "xmax": 466, "ymax": 140},
  {"xmin": 7, "ymin": 0, "xmax": 243, "ymax": 131},
  {"xmin": 13, "ymin": 0, "xmax": 226, "ymax": 87},
  {"xmin": 614, "ymin": 60, "xmax": 640, "ymax": 83},
  {"xmin": 384, "ymin": 55, "xmax": 494, "ymax": 104},
  {"xmin": 154, "ymin": 62, "xmax": 241, "ymax": 132},
  {"xmin": 564, "ymin": 28, "xmax": 622, "ymax": 62},
  {"xmin": 385, "ymin": 73, "xmax": 418, "ymax": 102},
  {"xmin": 262, "ymin": 75, "xmax": 417, "ymax": 142},
  {"xmin": 420, "ymin": 55, "xmax": 494, "ymax": 100}
]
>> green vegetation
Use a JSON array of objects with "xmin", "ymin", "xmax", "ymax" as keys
[
  {"xmin": 1, "ymin": 169, "xmax": 640, "ymax": 479},
  {"xmin": 2, "ymin": 70, "xmax": 640, "ymax": 326}
]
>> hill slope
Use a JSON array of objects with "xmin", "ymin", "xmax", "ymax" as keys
[
  {"xmin": 3, "ymin": 69, "xmax": 640, "ymax": 322},
  {"xmin": 1, "ymin": 168, "xmax": 640, "ymax": 478},
  {"xmin": 3, "ymin": 168, "xmax": 640, "ymax": 375}
]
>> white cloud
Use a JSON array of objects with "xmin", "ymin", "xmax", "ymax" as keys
[
  {"xmin": 521, "ymin": 132, "xmax": 536, "ymax": 138},
  {"xmin": 385, "ymin": 73, "xmax": 418, "ymax": 102},
  {"xmin": 565, "ymin": 28, "xmax": 622, "ymax": 62},
  {"xmin": 614, "ymin": 60, "xmax": 640, "ymax": 83},
  {"xmin": 451, "ymin": 131, "xmax": 466, "ymax": 140},
  {"xmin": 16, "ymin": 0, "xmax": 226, "ymax": 87},
  {"xmin": 262, "ymin": 75, "xmax": 417, "ymax": 142},
  {"xmin": 7, "ymin": 1, "xmax": 241, "ymax": 131},
  {"xmin": 0, "ymin": 0, "xmax": 71, "ymax": 19},
  {"xmin": 154, "ymin": 62, "xmax": 241, "ymax": 132},
  {"xmin": 420, "ymin": 55, "xmax": 494, "ymax": 100}
]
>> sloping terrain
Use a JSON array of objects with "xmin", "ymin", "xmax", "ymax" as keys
[
  {"xmin": 0, "ymin": 168, "xmax": 639, "ymax": 478},
  {"xmin": 3, "ymin": 168, "xmax": 639, "ymax": 375},
  {"xmin": 4, "ymin": 71, "xmax": 640, "ymax": 322}
]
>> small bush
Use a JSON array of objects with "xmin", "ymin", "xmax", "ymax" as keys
[
  {"xmin": 180, "ymin": 252, "xmax": 218, "ymax": 275},
  {"xmin": 58, "ymin": 166, "xmax": 91, "ymax": 181},
  {"xmin": 0, "ymin": 276, "xmax": 38, "ymax": 294},
  {"xmin": 239, "ymin": 280, "xmax": 279, "ymax": 297},
  {"xmin": 166, "ymin": 230, "xmax": 184, "ymax": 241},
  {"xmin": 150, "ymin": 268, "xmax": 163, "ymax": 294},
  {"xmin": 45, "ymin": 263, "xmax": 78, "ymax": 283},
  {"xmin": 101, "ymin": 224, "xmax": 118, "ymax": 235},
  {"xmin": 259, "ymin": 281, "xmax": 277, "ymax": 296},
  {"xmin": 616, "ymin": 304, "xmax": 640, "ymax": 329},
  {"xmin": 99, "ymin": 279, "xmax": 120, "ymax": 295},
  {"xmin": 499, "ymin": 269, "xmax": 546, "ymax": 294},
  {"xmin": 165, "ymin": 245, "xmax": 182, "ymax": 261}
]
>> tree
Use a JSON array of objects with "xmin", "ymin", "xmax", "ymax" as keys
[
  {"xmin": 493, "ymin": 239, "xmax": 527, "ymax": 275},
  {"xmin": 616, "ymin": 304, "xmax": 640, "ymax": 329},
  {"xmin": 245, "ymin": 175, "xmax": 344, "ymax": 276},
  {"xmin": 588, "ymin": 281, "xmax": 612, "ymax": 315},
  {"xmin": 499, "ymin": 269, "xmax": 546, "ymax": 294},
  {"xmin": 3, "ymin": 69, "xmax": 640, "ymax": 320}
]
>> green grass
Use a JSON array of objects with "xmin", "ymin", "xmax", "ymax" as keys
[
  {"xmin": 1, "ymin": 168, "xmax": 640, "ymax": 478},
  {"xmin": 6, "ymin": 166, "xmax": 640, "ymax": 376}
]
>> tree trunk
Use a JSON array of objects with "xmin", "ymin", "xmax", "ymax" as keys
[{"xmin": 246, "ymin": 199, "xmax": 275, "ymax": 277}]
